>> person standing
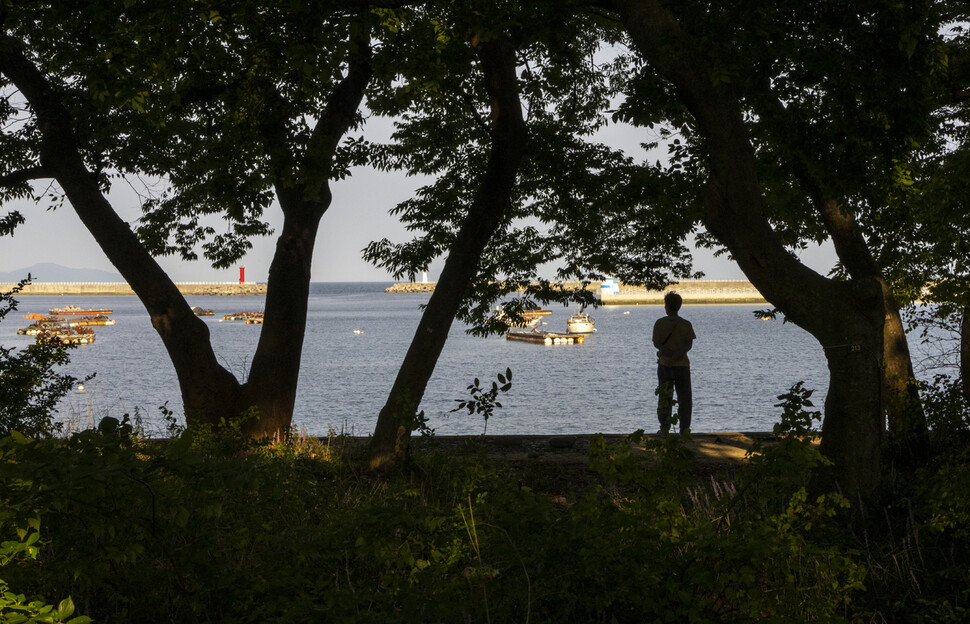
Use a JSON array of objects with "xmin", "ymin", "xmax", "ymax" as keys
[{"xmin": 652, "ymin": 292, "xmax": 696, "ymax": 436}]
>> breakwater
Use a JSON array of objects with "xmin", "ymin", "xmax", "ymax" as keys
[
  {"xmin": 386, "ymin": 279, "xmax": 766, "ymax": 305},
  {"xmin": 1, "ymin": 282, "xmax": 267, "ymax": 296}
]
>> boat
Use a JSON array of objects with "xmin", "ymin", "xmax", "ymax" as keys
[
  {"xmin": 49, "ymin": 305, "xmax": 113, "ymax": 315},
  {"xmin": 191, "ymin": 306, "xmax": 215, "ymax": 316},
  {"xmin": 566, "ymin": 311, "xmax": 596, "ymax": 334},
  {"xmin": 494, "ymin": 308, "xmax": 552, "ymax": 328},
  {"xmin": 67, "ymin": 315, "xmax": 115, "ymax": 327}
]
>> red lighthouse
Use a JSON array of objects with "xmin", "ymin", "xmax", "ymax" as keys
[{"xmin": 239, "ymin": 267, "xmax": 245, "ymax": 284}]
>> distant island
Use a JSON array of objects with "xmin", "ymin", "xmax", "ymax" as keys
[{"xmin": 0, "ymin": 263, "xmax": 123, "ymax": 283}]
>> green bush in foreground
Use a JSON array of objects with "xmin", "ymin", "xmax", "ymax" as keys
[{"xmin": 0, "ymin": 385, "xmax": 967, "ymax": 622}]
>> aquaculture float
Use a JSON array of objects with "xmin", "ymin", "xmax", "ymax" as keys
[
  {"xmin": 49, "ymin": 305, "xmax": 113, "ymax": 315},
  {"xmin": 506, "ymin": 329, "xmax": 585, "ymax": 345},
  {"xmin": 222, "ymin": 311, "xmax": 264, "ymax": 323},
  {"xmin": 67, "ymin": 315, "xmax": 115, "ymax": 327},
  {"xmin": 36, "ymin": 326, "xmax": 96, "ymax": 345}
]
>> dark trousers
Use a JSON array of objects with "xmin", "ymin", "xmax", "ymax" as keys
[{"xmin": 657, "ymin": 364, "xmax": 692, "ymax": 432}]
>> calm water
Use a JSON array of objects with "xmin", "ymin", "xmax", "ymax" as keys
[{"xmin": 4, "ymin": 282, "xmax": 835, "ymax": 436}]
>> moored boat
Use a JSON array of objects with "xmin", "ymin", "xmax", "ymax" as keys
[
  {"xmin": 192, "ymin": 306, "xmax": 215, "ymax": 316},
  {"xmin": 494, "ymin": 308, "xmax": 552, "ymax": 328},
  {"xmin": 566, "ymin": 311, "xmax": 596, "ymax": 334}
]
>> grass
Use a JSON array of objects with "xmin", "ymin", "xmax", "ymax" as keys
[{"xmin": 0, "ymin": 421, "xmax": 968, "ymax": 623}]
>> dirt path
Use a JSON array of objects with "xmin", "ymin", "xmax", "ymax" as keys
[{"xmin": 413, "ymin": 432, "xmax": 781, "ymax": 470}]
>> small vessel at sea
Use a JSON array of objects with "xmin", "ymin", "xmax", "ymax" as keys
[
  {"xmin": 566, "ymin": 310, "xmax": 596, "ymax": 334},
  {"xmin": 191, "ymin": 306, "xmax": 215, "ymax": 316},
  {"xmin": 49, "ymin": 305, "xmax": 113, "ymax": 315},
  {"xmin": 494, "ymin": 308, "xmax": 551, "ymax": 328}
]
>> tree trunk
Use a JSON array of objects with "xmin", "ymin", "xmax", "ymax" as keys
[
  {"xmin": 242, "ymin": 192, "xmax": 325, "ymax": 436},
  {"xmin": 612, "ymin": 0, "xmax": 885, "ymax": 492},
  {"xmin": 368, "ymin": 35, "xmax": 528, "ymax": 469},
  {"xmin": 880, "ymin": 280, "xmax": 927, "ymax": 444},
  {"xmin": 961, "ymin": 307, "xmax": 970, "ymax": 405}
]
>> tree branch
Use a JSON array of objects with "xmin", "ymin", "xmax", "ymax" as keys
[
  {"xmin": 0, "ymin": 165, "xmax": 51, "ymax": 188},
  {"xmin": 750, "ymin": 85, "xmax": 880, "ymax": 279}
]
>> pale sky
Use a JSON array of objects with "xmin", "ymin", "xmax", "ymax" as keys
[{"xmin": 0, "ymin": 116, "xmax": 837, "ymax": 283}]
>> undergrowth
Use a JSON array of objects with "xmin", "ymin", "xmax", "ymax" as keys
[{"xmin": 0, "ymin": 402, "xmax": 967, "ymax": 623}]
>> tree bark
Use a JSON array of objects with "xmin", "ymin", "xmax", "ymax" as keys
[
  {"xmin": 612, "ymin": 0, "xmax": 884, "ymax": 493},
  {"xmin": 368, "ymin": 34, "xmax": 528, "ymax": 469}
]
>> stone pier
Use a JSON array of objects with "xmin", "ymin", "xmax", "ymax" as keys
[
  {"xmin": 0, "ymin": 282, "xmax": 267, "ymax": 296},
  {"xmin": 386, "ymin": 280, "xmax": 766, "ymax": 305}
]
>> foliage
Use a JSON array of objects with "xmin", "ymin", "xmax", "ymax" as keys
[
  {"xmin": 362, "ymin": 2, "xmax": 697, "ymax": 336},
  {"xmin": 450, "ymin": 368, "xmax": 512, "ymax": 435},
  {"xmin": 0, "ymin": 281, "xmax": 86, "ymax": 438},
  {"xmin": 0, "ymin": 388, "xmax": 969, "ymax": 622}
]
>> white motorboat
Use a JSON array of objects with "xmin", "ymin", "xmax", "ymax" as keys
[{"xmin": 566, "ymin": 311, "xmax": 596, "ymax": 334}]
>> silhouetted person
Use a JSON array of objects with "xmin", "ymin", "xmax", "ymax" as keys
[{"xmin": 652, "ymin": 292, "xmax": 695, "ymax": 436}]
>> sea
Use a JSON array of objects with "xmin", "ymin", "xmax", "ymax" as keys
[{"xmin": 3, "ymin": 282, "xmax": 842, "ymax": 437}]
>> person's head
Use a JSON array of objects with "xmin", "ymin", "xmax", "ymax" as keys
[{"xmin": 664, "ymin": 291, "xmax": 683, "ymax": 315}]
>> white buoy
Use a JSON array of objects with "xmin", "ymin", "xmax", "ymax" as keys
[{"xmin": 544, "ymin": 337, "xmax": 552, "ymax": 345}]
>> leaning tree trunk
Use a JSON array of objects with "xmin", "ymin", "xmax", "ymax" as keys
[
  {"xmin": 613, "ymin": 0, "xmax": 885, "ymax": 493},
  {"xmin": 1, "ymin": 32, "xmax": 371, "ymax": 437},
  {"xmin": 0, "ymin": 38, "xmax": 244, "ymax": 424},
  {"xmin": 368, "ymin": 35, "xmax": 528, "ymax": 469}
]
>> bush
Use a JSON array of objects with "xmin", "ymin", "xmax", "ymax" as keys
[{"xmin": 0, "ymin": 280, "xmax": 86, "ymax": 438}]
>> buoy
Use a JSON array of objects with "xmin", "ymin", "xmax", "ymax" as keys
[
  {"xmin": 353, "ymin": 329, "xmax": 364, "ymax": 334},
  {"xmin": 577, "ymin": 336, "xmax": 584, "ymax": 344},
  {"xmin": 544, "ymin": 337, "xmax": 552, "ymax": 344},
  {"xmin": 623, "ymin": 311, "xmax": 631, "ymax": 315},
  {"xmin": 77, "ymin": 384, "xmax": 85, "ymax": 392}
]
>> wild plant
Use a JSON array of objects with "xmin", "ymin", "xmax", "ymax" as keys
[{"xmin": 451, "ymin": 368, "xmax": 513, "ymax": 434}]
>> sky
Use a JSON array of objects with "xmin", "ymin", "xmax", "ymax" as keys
[{"xmin": 0, "ymin": 116, "xmax": 837, "ymax": 284}]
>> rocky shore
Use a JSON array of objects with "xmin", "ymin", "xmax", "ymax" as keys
[{"xmin": 1, "ymin": 282, "xmax": 267, "ymax": 296}]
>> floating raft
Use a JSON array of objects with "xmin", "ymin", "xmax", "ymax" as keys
[
  {"xmin": 223, "ymin": 311, "xmax": 263, "ymax": 322},
  {"xmin": 67, "ymin": 315, "xmax": 115, "ymax": 327},
  {"xmin": 506, "ymin": 329, "xmax": 585, "ymax": 345},
  {"xmin": 36, "ymin": 327, "xmax": 96, "ymax": 345},
  {"xmin": 49, "ymin": 305, "xmax": 113, "ymax": 315}
]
